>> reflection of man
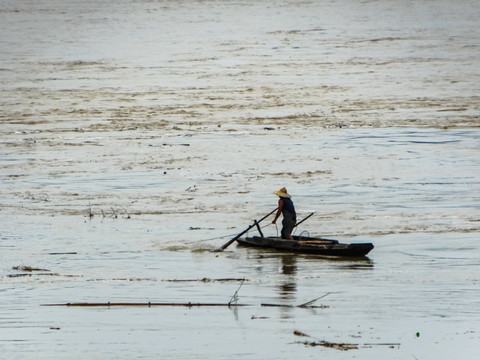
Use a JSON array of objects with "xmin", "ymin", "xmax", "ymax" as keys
[
  {"xmin": 272, "ymin": 187, "xmax": 297, "ymax": 239},
  {"xmin": 279, "ymin": 255, "xmax": 297, "ymax": 302},
  {"xmin": 281, "ymin": 254, "xmax": 297, "ymax": 275}
]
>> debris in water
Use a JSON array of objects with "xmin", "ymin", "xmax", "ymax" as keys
[
  {"xmin": 294, "ymin": 330, "xmax": 400, "ymax": 350},
  {"xmin": 262, "ymin": 294, "xmax": 330, "ymax": 309},
  {"xmin": 298, "ymin": 340, "xmax": 359, "ymax": 351},
  {"xmin": 294, "ymin": 331, "xmax": 311, "ymax": 337},
  {"xmin": 12, "ymin": 265, "xmax": 50, "ymax": 272}
]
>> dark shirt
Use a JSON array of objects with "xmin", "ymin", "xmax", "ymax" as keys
[{"xmin": 280, "ymin": 197, "xmax": 296, "ymax": 218}]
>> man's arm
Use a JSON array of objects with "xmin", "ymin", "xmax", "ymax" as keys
[{"xmin": 272, "ymin": 199, "xmax": 284, "ymax": 224}]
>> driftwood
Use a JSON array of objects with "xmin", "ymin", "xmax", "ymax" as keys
[{"xmin": 42, "ymin": 302, "xmax": 249, "ymax": 308}]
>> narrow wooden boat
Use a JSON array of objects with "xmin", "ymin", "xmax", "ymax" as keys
[{"xmin": 237, "ymin": 235, "xmax": 373, "ymax": 257}]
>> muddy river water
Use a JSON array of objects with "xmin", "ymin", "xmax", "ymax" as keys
[{"xmin": 1, "ymin": 0, "xmax": 479, "ymax": 359}]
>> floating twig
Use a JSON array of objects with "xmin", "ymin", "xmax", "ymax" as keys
[
  {"xmin": 228, "ymin": 278, "xmax": 246, "ymax": 305},
  {"xmin": 363, "ymin": 343, "xmax": 401, "ymax": 347},
  {"xmin": 262, "ymin": 294, "xmax": 330, "ymax": 309},
  {"xmin": 298, "ymin": 292, "xmax": 331, "ymax": 308},
  {"xmin": 88, "ymin": 203, "xmax": 94, "ymax": 218},
  {"xmin": 261, "ymin": 303, "xmax": 329, "ymax": 309},
  {"xmin": 119, "ymin": 206, "xmax": 131, "ymax": 219}
]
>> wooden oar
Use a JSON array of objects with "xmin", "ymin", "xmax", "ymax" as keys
[
  {"xmin": 294, "ymin": 212, "xmax": 314, "ymax": 228},
  {"xmin": 213, "ymin": 208, "xmax": 277, "ymax": 252}
]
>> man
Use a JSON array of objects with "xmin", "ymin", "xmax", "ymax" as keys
[{"xmin": 272, "ymin": 187, "xmax": 297, "ymax": 240}]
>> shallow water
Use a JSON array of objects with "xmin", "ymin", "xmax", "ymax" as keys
[{"xmin": 1, "ymin": 0, "xmax": 480, "ymax": 359}]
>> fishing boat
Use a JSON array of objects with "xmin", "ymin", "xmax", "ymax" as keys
[
  {"xmin": 213, "ymin": 209, "xmax": 374, "ymax": 257},
  {"xmin": 236, "ymin": 235, "xmax": 374, "ymax": 257}
]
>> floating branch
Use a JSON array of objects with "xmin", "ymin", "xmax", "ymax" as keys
[
  {"xmin": 262, "ymin": 294, "xmax": 331, "ymax": 309},
  {"xmin": 48, "ymin": 252, "xmax": 78, "ymax": 255},
  {"xmin": 363, "ymin": 343, "xmax": 401, "ymax": 347},
  {"xmin": 228, "ymin": 278, "xmax": 246, "ymax": 305},
  {"xmin": 8, "ymin": 273, "xmax": 59, "ymax": 278},
  {"xmin": 8, "ymin": 273, "xmax": 80, "ymax": 278},
  {"xmin": 165, "ymin": 278, "xmax": 247, "ymax": 283},
  {"xmin": 94, "ymin": 206, "xmax": 131, "ymax": 219},
  {"xmin": 25, "ymin": 191, "xmax": 49, "ymax": 202},
  {"xmin": 262, "ymin": 303, "xmax": 329, "ymax": 309},
  {"xmin": 12, "ymin": 265, "xmax": 50, "ymax": 272},
  {"xmin": 294, "ymin": 330, "xmax": 358, "ymax": 351},
  {"xmin": 42, "ymin": 302, "xmax": 249, "ymax": 308},
  {"xmin": 298, "ymin": 292, "xmax": 331, "ymax": 308},
  {"xmin": 298, "ymin": 340, "xmax": 359, "ymax": 351},
  {"xmin": 293, "ymin": 330, "xmax": 400, "ymax": 350}
]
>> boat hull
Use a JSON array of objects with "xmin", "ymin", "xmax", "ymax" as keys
[{"xmin": 237, "ymin": 236, "xmax": 373, "ymax": 257}]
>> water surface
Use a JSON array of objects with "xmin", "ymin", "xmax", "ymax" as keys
[{"xmin": 1, "ymin": 0, "xmax": 479, "ymax": 359}]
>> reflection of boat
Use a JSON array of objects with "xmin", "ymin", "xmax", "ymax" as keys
[{"xmin": 237, "ymin": 235, "xmax": 374, "ymax": 257}]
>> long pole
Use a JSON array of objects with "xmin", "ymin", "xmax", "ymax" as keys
[
  {"xmin": 294, "ymin": 212, "xmax": 314, "ymax": 228},
  {"xmin": 213, "ymin": 208, "xmax": 277, "ymax": 252}
]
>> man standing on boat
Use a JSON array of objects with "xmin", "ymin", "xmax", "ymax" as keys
[{"xmin": 272, "ymin": 187, "xmax": 297, "ymax": 240}]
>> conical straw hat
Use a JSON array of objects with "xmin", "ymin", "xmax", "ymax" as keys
[{"xmin": 273, "ymin": 187, "xmax": 291, "ymax": 198}]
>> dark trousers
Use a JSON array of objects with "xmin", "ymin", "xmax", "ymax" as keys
[{"xmin": 281, "ymin": 212, "xmax": 296, "ymax": 239}]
